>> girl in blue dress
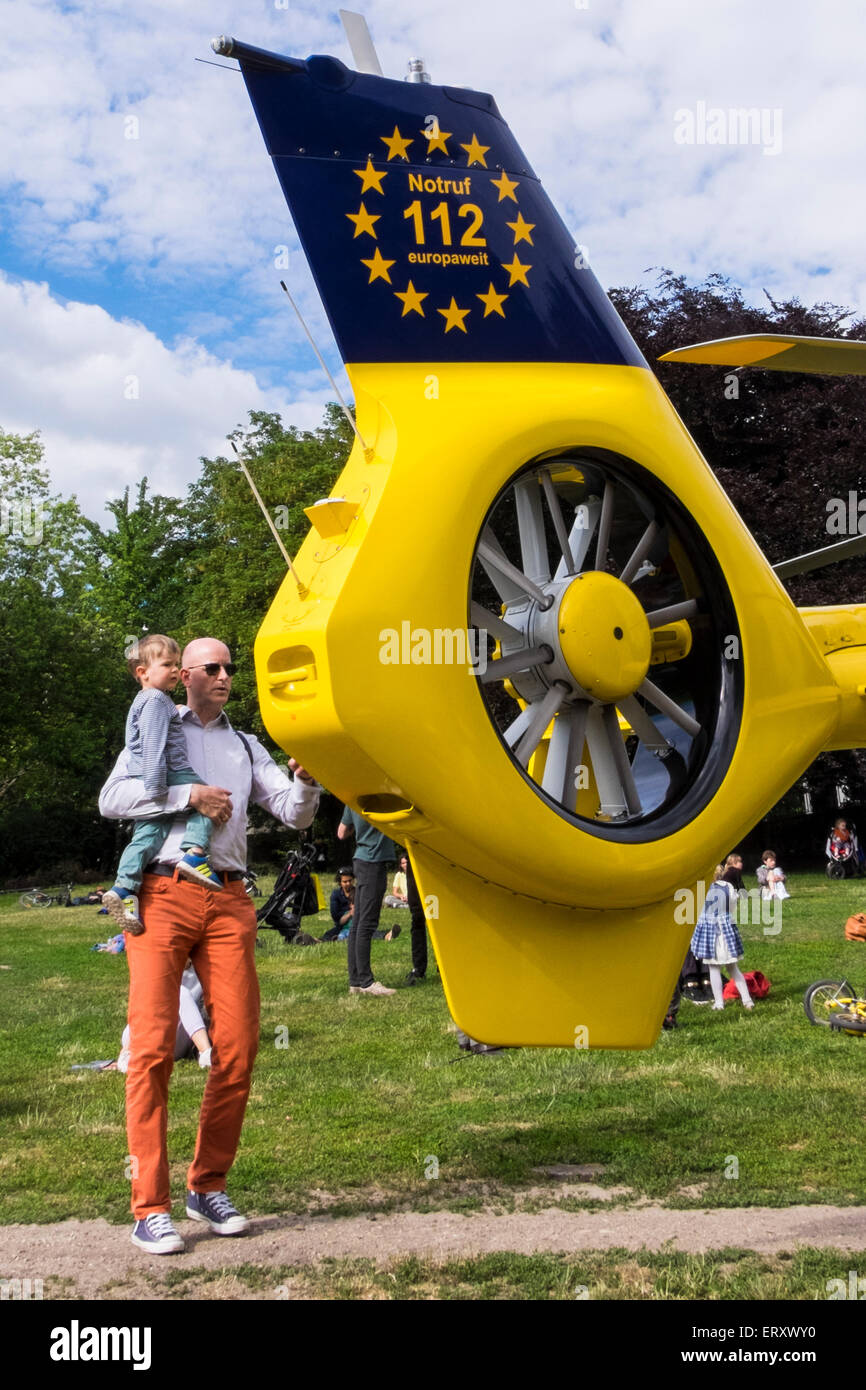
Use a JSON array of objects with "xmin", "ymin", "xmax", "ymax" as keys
[{"xmin": 690, "ymin": 856, "xmax": 754, "ymax": 1012}]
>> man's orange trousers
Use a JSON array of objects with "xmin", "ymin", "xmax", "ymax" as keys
[{"xmin": 124, "ymin": 873, "xmax": 259, "ymax": 1219}]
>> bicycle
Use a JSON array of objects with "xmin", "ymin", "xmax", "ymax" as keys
[
  {"xmin": 803, "ymin": 979, "xmax": 866, "ymax": 1034},
  {"xmin": 18, "ymin": 884, "xmax": 73, "ymax": 909}
]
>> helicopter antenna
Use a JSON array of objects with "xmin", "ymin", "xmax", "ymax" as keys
[
  {"xmin": 230, "ymin": 440, "xmax": 308, "ymax": 598},
  {"xmin": 279, "ymin": 281, "xmax": 371, "ymax": 457},
  {"xmin": 773, "ymin": 532, "xmax": 866, "ymax": 580}
]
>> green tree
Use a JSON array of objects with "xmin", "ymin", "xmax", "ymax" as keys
[
  {"xmin": 75, "ymin": 478, "xmax": 198, "ymax": 649},
  {"xmin": 0, "ymin": 431, "xmax": 121, "ymax": 873},
  {"xmin": 185, "ymin": 406, "xmax": 353, "ymax": 735}
]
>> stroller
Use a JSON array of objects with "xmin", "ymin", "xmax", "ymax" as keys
[
  {"xmin": 826, "ymin": 819, "xmax": 864, "ymax": 879},
  {"xmin": 257, "ymin": 842, "xmax": 322, "ymax": 943}
]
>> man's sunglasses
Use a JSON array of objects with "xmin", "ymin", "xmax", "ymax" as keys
[{"xmin": 187, "ymin": 662, "xmax": 237, "ymax": 677}]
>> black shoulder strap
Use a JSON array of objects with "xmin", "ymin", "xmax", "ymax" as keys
[{"xmin": 236, "ymin": 730, "xmax": 254, "ymax": 767}]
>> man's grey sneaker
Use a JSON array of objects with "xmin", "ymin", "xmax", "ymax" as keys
[
  {"xmin": 350, "ymin": 980, "xmax": 396, "ymax": 996},
  {"xmin": 186, "ymin": 1190, "xmax": 249, "ymax": 1235},
  {"xmin": 176, "ymin": 854, "xmax": 224, "ymax": 890},
  {"xmin": 131, "ymin": 1213, "xmax": 185, "ymax": 1254},
  {"xmin": 103, "ymin": 887, "xmax": 144, "ymax": 936}
]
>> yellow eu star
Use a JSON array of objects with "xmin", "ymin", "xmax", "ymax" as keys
[
  {"xmin": 437, "ymin": 298, "xmax": 471, "ymax": 333},
  {"xmin": 394, "ymin": 281, "xmax": 428, "ymax": 317},
  {"xmin": 361, "ymin": 248, "xmax": 396, "ymax": 284},
  {"xmin": 476, "ymin": 283, "xmax": 508, "ymax": 318},
  {"xmin": 502, "ymin": 254, "xmax": 531, "ymax": 287},
  {"xmin": 460, "ymin": 133, "xmax": 490, "ymax": 167},
  {"xmin": 421, "ymin": 123, "xmax": 451, "ymax": 154},
  {"xmin": 506, "ymin": 211, "xmax": 535, "ymax": 245},
  {"xmin": 380, "ymin": 126, "xmax": 413, "ymax": 161},
  {"xmin": 490, "ymin": 171, "xmax": 519, "ymax": 203},
  {"xmin": 346, "ymin": 203, "xmax": 381, "ymax": 239},
  {"xmin": 353, "ymin": 159, "xmax": 388, "ymax": 195}
]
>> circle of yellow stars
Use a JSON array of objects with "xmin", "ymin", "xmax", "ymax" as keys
[{"xmin": 344, "ymin": 125, "xmax": 535, "ymax": 333}]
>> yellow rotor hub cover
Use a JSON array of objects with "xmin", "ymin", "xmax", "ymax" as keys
[{"xmin": 557, "ymin": 572, "xmax": 651, "ymax": 702}]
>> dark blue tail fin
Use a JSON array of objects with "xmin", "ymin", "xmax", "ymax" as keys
[{"xmin": 217, "ymin": 37, "xmax": 644, "ymax": 369}]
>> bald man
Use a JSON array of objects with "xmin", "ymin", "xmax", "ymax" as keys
[{"xmin": 99, "ymin": 638, "xmax": 320, "ymax": 1254}]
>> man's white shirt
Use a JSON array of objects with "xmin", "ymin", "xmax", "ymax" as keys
[{"xmin": 99, "ymin": 706, "xmax": 320, "ymax": 872}]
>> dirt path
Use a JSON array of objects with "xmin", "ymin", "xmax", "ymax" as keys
[{"xmin": 4, "ymin": 1201, "xmax": 866, "ymax": 1299}]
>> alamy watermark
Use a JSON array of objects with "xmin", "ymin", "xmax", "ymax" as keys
[
  {"xmin": 1, "ymin": 1277, "xmax": 43, "ymax": 1299},
  {"xmin": 379, "ymin": 622, "xmax": 488, "ymax": 674},
  {"xmin": 674, "ymin": 881, "xmax": 782, "ymax": 935},
  {"xmin": 826, "ymin": 492, "xmax": 866, "ymax": 536},
  {"xmin": 827, "ymin": 1270, "xmax": 866, "ymax": 1299},
  {"xmin": 1, "ymin": 496, "xmax": 44, "ymax": 547},
  {"xmin": 674, "ymin": 102, "xmax": 782, "ymax": 157}
]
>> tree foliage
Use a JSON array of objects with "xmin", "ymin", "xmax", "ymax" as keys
[{"xmin": 611, "ymin": 270, "xmax": 866, "ymax": 810}]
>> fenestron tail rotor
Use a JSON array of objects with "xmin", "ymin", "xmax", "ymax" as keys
[{"xmin": 470, "ymin": 453, "xmax": 741, "ymax": 836}]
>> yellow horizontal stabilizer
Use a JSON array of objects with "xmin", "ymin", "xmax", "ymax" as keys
[{"xmin": 659, "ymin": 334, "xmax": 866, "ymax": 376}]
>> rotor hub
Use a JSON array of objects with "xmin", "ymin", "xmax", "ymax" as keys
[{"xmin": 555, "ymin": 572, "xmax": 651, "ymax": 702}]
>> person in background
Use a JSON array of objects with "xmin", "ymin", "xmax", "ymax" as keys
[
  {"xmin": 403, "ymin": 855, "xmax": 430, "ymax": 987},
  {"xmin": 322, "ymin": 866, "xmax": 355, "ymax": 942},
  {"xmin": 384, "ymin": 853, "xmax": 410, "ymax": 908},
  {"xmin": 757, "ymin": 850, "xmax": 789, "ymax": 898},
  {"xmin": 689, "ymin": 855, "xmax": 754, "ymax": 1012},
  {"xmin": 337, "ymin": 806, "xmax": 400, "ymax": 996},
  {"xmin": 109, "ymin": 963, "xmax": 212, "ymax": 1072}
]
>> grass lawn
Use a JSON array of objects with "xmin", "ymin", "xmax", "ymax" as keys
[
  {"xmin": 101, "ymin": 1248, "xmax": 865, "ymax": 1301},
  {"xmin": 2, "ymin": 871, "xmax": 866, "ymax": 1228}
]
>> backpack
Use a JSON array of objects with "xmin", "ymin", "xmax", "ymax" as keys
[
  {"xmin": 723, "ymin": 970, "xmax": 770, "ymax": 1000},
  {"xmin": 845, "ymin": 913, "xmax": 866, "ymax": 942}
]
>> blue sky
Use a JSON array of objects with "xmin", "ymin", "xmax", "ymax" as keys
[{"xmin": 3, "ymin": 0, "xmax": 866, "ymax": 517}]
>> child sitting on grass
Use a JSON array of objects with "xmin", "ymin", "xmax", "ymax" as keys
[
  {"xmin": 102, "ymin": 635, "xmax": 222, "ymax": 934},
  {"xmin": 756, "ymin": 849, "xmax": 789, "ymax": 899}
]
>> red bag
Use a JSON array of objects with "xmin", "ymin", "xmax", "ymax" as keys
[{"xmin": 723, "ymin": 970, "xmax": 770, "ymax": 1000}]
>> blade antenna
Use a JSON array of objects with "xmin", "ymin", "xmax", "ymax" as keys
[
  {"xmin": 339, "ymin": 10, "xmax": 384, "ymax": 75},
  {"xmin": 231, "ymin": 441, "xmax": 308, "ymax": 598},
  {"xmin": 279, "ymin": 282, "xmax": 372, "ymax": 457},
  {"xmin": 773, "ymin": 532, "xmax": 866, "ymax": 579}
]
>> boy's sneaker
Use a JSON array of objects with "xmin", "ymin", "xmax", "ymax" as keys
[
  {"xmin": 176, "ymin": 854, "xmax": 224, "ymax": 891},
  {"xmin": 186, "ymin": 1190, "xmax": 249, "ymax": 1235},
  {"xmin": 103, "ymin": 887, "xmax": 144, "ymax": 936},
  {"xmin": 131, "ymin": 1213, "xmax": 185, "ymax": 1254}
]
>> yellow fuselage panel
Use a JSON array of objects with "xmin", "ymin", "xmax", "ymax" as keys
[{"xmin": 256, "ymin": 360, "xmax": 840, "ymax": 915}]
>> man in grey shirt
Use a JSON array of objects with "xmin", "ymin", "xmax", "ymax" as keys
[{"xmin": 100, "ymin": 637, "xmax": 320, "ymax": 1255}]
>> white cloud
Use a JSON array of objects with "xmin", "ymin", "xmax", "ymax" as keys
[
  {"xmin": 2, "ymin": 0, "xmax": 866, "ymax": 483},
  {"xmin": 0, "ymin": 275, "xmax": 334, "ymax": 519},
  {"xmin": 4, "ymin": 0, "xmax": 866, "ymax": 315}
]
